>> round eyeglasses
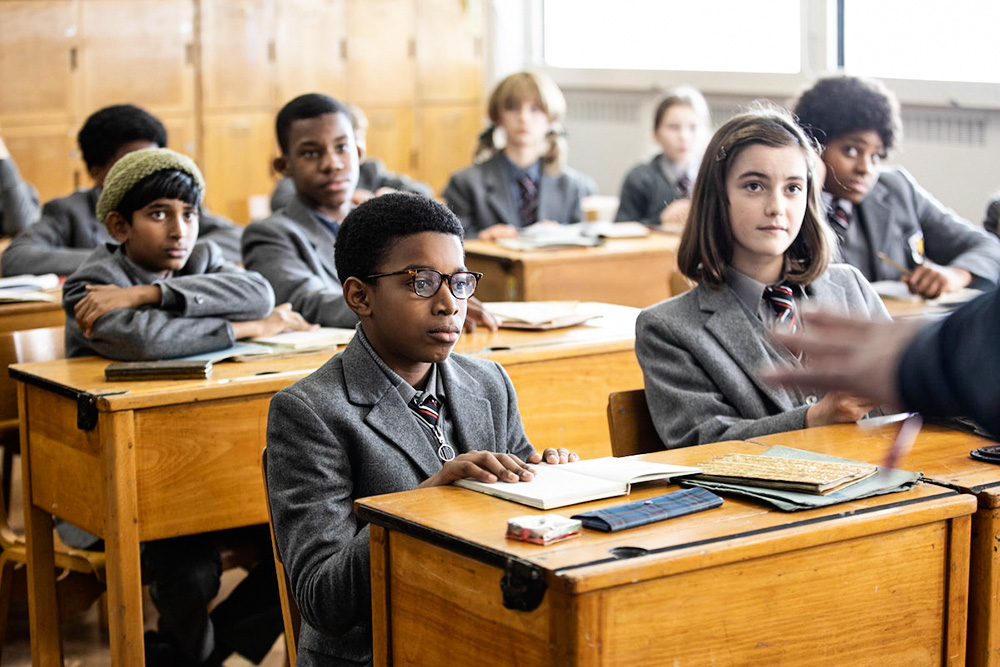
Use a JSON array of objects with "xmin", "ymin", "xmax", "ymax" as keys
[{"xmin": 364, "ymin": 268, "xmax": 483, "ymax": 299}]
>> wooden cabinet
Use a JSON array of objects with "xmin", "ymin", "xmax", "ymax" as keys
[{"xmin": 0, "ymin": 0, "xmax": 484, "ymax": 225}]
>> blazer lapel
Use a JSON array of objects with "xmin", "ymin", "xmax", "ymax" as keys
[
  {"xmin": 482, "ymin": 155, "xmax": 520, "ymax": 227},
  {"xmin": 286, "ymin": 198, "xmax": 340, "ymax": 281},
  {"xmin": 342, "ymin": 340, "xmax": 441, "ymax": 478},
  {"xmin": 698, "ymin": 286, "xmax": 800, "ymax": 411},
  {"xmin": 439, "ymin": 359, "xmax": 495, "ymax": 452}
]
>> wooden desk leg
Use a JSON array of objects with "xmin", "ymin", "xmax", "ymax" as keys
[
  {"xmin": 370, "ymin": 524, "xmax": 391, "ymax": 667},
  {"xmin": 970, "ymin": 506, "xmax": 1000, "ymax": 667},
  {"xmin": 101, "ymin": 410, "xmax": 145, "ymax": 665},
  {"xmin": 19, "ymin": 383, "xmax": 63, "ymax": 666}
]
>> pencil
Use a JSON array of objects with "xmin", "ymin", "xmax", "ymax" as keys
[
  {"xmin": 877, "ymin": 251, "xmax": 912, "ymax": 277},
  {"xmin": 883, "ymin": 414, "xmax": 922, "ymax": 470}
]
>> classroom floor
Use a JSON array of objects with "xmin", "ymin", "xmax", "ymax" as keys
[{"xmin": 2, "ymin": 463, "xmax": 288, "ymax": 666}]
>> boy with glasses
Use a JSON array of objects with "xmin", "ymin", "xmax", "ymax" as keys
[{"xmin": 265, "ymin": 192, "xmax": 575, "ymax": 666}]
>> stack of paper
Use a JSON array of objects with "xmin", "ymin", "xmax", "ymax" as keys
[
  {"xmin": 483, "ymin": 301, "xmax": 602, "ymax": 330},
  {"xmin": 0, "ymin": 273, "xmax": 60, "ymax": 302},
  {"xmin": 251, "ymin": 327, "xmax": 355, "ymax": 351},
  {"xmin": 692, "ymin": 452, "xmax": 876, "ymax": 495}
]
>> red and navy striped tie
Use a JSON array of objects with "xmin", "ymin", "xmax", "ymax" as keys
[
  {"xmin": 518, "ymin": 174, "xmax": 539, "ymax": 226},
  {"xmin": 764, "ymin": 283, "xmax": 797, "ymax": 333},
  {"xmin": 411, "ymin": 393, "xmax": 440, "ymax": 427}
]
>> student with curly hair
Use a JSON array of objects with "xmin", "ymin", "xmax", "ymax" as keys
[{"xmin": 794, "ymin": 75, "xmax": 1000, "ymax": 298}]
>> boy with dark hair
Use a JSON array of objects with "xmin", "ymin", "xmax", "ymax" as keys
[
  {"xmin": 1, "ymin": 104, "xmax": 242, "ymax": 276},
  {"xmin": 794, "ymin": 75, "xmax": 1000, "ymax": 299},
  {"xmin": 243, "ymin": 93, "xmax": 497, "ymax": 330},
  {"xmin": 266, "ymin": 192, "xmax": 573, "ymax": 666},
  {"xmin": 63, "ymin": 147, "xmax": 312, "ymax": 666}
]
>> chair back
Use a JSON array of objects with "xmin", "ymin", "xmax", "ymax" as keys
[
  {"xmin": 261, "ymin": 447, "xmax": 301, "ymax": 665},
  {"xmin": 606, "ymin": 389, "xmax": 664, "ymax": 457}
]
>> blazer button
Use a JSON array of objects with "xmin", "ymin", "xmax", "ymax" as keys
[
  {"xmin": 194, "ymin": 295, "xmax": 205, "ymax": 304},
  {"xmin": 805, "ymin": 395, "xmax": 818, "ymax": 405}
]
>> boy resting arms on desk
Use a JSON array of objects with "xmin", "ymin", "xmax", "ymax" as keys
[{"xmin": 266, "ymin": 193, "xmax": 575, "ymax": 666}]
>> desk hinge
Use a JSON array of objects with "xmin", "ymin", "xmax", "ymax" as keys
[
  {"xmin": 501, "ymin": 559, "xmax": 546, "ymax": 611},
  {"xmin": 77, "ymin": 393, "xmax": 98, "ymax": 431}
]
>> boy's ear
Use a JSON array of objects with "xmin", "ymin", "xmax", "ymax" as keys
[
  {"xmin": 273, "ymin": 155, "xmax": 289, "ymax": 176},
  {"xmin": 356, "ymin": 143, "xmax": 366, "ymax": 162},
  {"xmin": 343, "ymin": 277, "xmax": 373, "ymax": 317},
  {"xmin": 105, "ymin": 211, "xmax": 131, "ymax": 243}
]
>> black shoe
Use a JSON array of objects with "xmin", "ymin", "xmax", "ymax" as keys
[{"xmin": 144, "ymin": 630, "xmax": 190, "ymax": 667}]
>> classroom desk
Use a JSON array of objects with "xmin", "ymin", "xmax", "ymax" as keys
[
  {"xmin": 0, "ymin": 289, "xmax": 64, "ymax": 333},
  {"xmin": 750, "ymin": 422, "xmax": 999, "ymax": 667},
  {"xmin": 13, "ymin": 302, "xmax": 640, "ymax": 665},
  {"xmin": 357, "ymin": 441, "xmax": 975, "ymax": 666},
  {"xmin": 464, "ymin": 234, "xmax": 681, "ymax": 308}
]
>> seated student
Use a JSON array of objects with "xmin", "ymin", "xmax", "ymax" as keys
[
  {"xmin": 636, "ymin": 105, "xmax": 890, "ymax": 449},
  {"xmin": 1, "ymin": 104, "xmax": 243, "ymax": 277},
  {"xmin": 62, "ymin": 147, "xmax": 313, "ymax": 666},
  {"xmin": 0, "ymin": 129, "xmax": 41, "ymax": 236},
  {"xmin": 443, "ymin": 70, "xmax": 596, "ymax": 241},
  {"xmin": 244, "ymin": 93, "xmax": 497, "ymax": 331},
  {"xmin": 615, "ymin": 86, "xmax": 710, "ymax": 228},
  {"xmin": 793, "ymin": 75, "xmax": 1000, "ymax": 299},
  {"xmin": 266, "ymin": 192, "xmax": 576, "ymax": 666},
  {"xmin": 268, "ymin": 103, "xmax": 433, "ymax": 213}
]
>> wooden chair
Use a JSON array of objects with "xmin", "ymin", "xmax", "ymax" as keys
[
  {"xmin": 0, "ymin": 326, "xmax": 65, "ymax": 514},
  {"xmin": 261, "ymin": 448, "xmax": 301, "ymax": 665},
  {"xmin": 606, "ymin": 389, "xmax": 664, "ymax": 457}
]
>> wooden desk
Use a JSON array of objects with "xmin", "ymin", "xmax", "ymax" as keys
[
  {"xmin": 465, "ymin": 234, "xmax": 681, "ymax": 308},
  {"xmin": 14, "ymin": 303, "xmax": 640, "ymax": 665},
  {"xmin": 751, "ymin": 422, "xmax": 999, "ymax": 667},
  {"xmin": 0, "ymin": 289, "xmax": 64, "ymax": 333},
  {"xmin": 357, "ymin": 442, "xmax": 975, "ymax": 666}
]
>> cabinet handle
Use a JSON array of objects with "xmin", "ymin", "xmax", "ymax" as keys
[{"xmin": 69, "ymin": 46, "xmax": 77, "ymax": 71}]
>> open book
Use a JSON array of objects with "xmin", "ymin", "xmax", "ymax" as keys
[
  {"xmin": 483, "ymin": 301, "xmax": 602, "ymax": 330},
  {"xmin": 0, "ymin": 272, "xmax": 60, "ymax": 302},
  {"xmin": 251, "ymin": 327, "xmax": 355, "ymax": 351},
  {"xmin": 454, "ymin": 456, "xmax": 701, "ymax": 510},
  {"xmin": 692, "ymin": 452, "xmax": 877, "ymax": 495}
]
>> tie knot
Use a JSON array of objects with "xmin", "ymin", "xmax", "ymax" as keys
[
  {"xmin": 829, "ymin": 199, "xmax": 850, "ymax": 229},
  {"xmin": 676, "ymin": 175, "xmax": 692, "ymax": 198},
  {"xmin": 763, "ymin": 283, "xmax": 797, "ymax": 332},
  {"xmin": 411, "ymin": 393, "xmax": 440, "ymax": 428}
]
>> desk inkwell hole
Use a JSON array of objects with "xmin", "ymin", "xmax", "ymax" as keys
[{"xmin": 609, "ymin": 546, "xmax": 648, "ymax": 560}]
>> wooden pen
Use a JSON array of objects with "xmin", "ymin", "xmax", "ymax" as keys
[{"xmin": 877, "ymin": 251, "xmax": 912, "ymax": 277}]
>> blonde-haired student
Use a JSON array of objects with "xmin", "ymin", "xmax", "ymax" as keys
[
  {"xmin": 443, "ymin": 70, "xmax": 596, "ymax": 241},
  {"xmin": 616, "ymin": 86, "xmax": 710, "ymax": 228},
  {"xmin": 636, "ymin": 104, "xmax": 889, "ymax": 449}
]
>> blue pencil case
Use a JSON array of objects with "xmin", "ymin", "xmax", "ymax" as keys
[{"xmin": 571, "ymin": 487, "xmax": 723, "ymax": 533}]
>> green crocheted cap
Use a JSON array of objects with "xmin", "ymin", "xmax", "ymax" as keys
[{"xmin": 96, "ymin": 147, "xmax": 206, "ymax": 224}]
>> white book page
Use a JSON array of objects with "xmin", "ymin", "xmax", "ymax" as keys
[
  {"xmin": 455, "ymin": 466, "xmax": 626, "ymax": 509},
  {"xmin": 252, "ymin": 327, "xmax": 355, "ymax": 348},
  {"xmin": 551, "ymin": 456, "xmax": 701, "ymax": 484}
]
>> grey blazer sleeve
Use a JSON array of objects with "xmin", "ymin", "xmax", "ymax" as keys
[
  {"xmin": 442, "ymin": 168, "xmax": 484, "ymax": 237},
  {"xmin": 360, "ymin": 159, "xmax": 434, "ymax": 198},
  {"xmin": 614, "ymin": 161, "xmax": 678, "ymax": 226},
  {"xmin": 241, "ymin": 219, "xmax": 356, "ymax": 327},
  {"xmin": 1, "ymin": 202, "xmax": 94, "ymax": 276},
  {"xmin": 0, "ymin": 158, "xmax": 40, "ymax": 237},
  {"xmin": 636, "ymin": 307, "xmax": 810, "ymax": 448}
]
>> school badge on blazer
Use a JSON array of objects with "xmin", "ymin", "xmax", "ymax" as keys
[{"xmin": 907, "ymin": 231, "xmax": 925, "ymax": 265}]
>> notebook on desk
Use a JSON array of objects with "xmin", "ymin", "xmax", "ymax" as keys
[{"xmin": 483, "ymin": 301, "xmax": 603, "ymax": 330}]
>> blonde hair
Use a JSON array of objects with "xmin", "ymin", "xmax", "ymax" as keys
[
  {"xmin": 654, "ymin": 85, "xmax": 710, "ymax": 130},
  {"xmin": 678, "ymin": 102, "xmax": 834, "ymax": 289},
  {"xmin": 474, "ymin": 71, "xmax": 568, "ymax": 174}
]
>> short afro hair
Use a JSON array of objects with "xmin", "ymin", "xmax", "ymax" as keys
[
  {"xmin": 793, "ymin": 75, "xmax": 902, "ymax": 151},
  {"xmin": 77, "ymin": 104, "xmax": 167, "ymax": 171},
  {"xmin": 275, "ymin": 93, "xmax": 351, "ymax": 155},
  {"xmin": 335, "ymin": 193, "xmax": 465, "ymax": 284}
]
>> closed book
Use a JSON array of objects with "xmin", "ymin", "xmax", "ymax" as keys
[
  {"xmin": 104, "ymin": 359, "xmax": 213, "ymax": 381},
  {"xmin": 692, "ymin": 452, "xmax": 877, "ymax": 495}
]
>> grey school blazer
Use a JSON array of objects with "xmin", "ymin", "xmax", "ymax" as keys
[
  {"xmin": 846, "ymin": 166, "xmax": 1000, "ymax": 285},
  {"xmin": 266, "ymin": 334, "xmax": 534, "ymax": 666},
  {"xmin": 241, "ymin": 196, "xmax": 356, "ymax": 327},
  {"xmin": 442, "ymin": 153, "xmax": 596, "ymax": 238},
  {"xmin": 636, "ymin": 264, "xmax": 890, "ymax": 448},
  {"xmin": 614, "ymin": 157, "xmax": 684, "ymax": 226}
]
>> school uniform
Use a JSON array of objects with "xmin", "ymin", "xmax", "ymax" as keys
[
  {"xmin": 0, "ymin": 157, "xmax": 40, "ymax": 236},
  {"xmin": 62, "ymin": 240, "xmax": 274, "ymax": 360},
  {"xmin": 0, "ymin": 186, "xmax": 244, "ymax": 276},
  {"xmin": 268, "ymin": 158, "xmax": 433, "ymax": 213},
  {"xmin": 636, "ymin": 264, "xmax": 889, "ymax": 448},
  {"xmin": 615, "ymin": 156, "xmax": 694, "ymax": 226},
  {"xmin": 832, "ymin": 166, "xmax": 1000, "ymax": 286},
  {"xmin": 241, "ymin": 196, "xmax": 356, "ymax": 327},
  {"xmin": 442, "ymin": 153, "xmax": 597, "ymax": 238},
  {"xmin": 267, "ymin": 327, "xmax": 534, "ymax": 666}
]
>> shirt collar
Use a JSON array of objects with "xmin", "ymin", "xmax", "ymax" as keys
[
  {"xmin": 114, "ymin": 243, "xmax": 174, "ymax": 282},
  {"xmin": 658, "ymin": 155, "xmax": 697, "ymax": 186},
  {"xmin": 501, "ymin": 153, "xmax": 541, "ymax": 183},
  {"xmin": 821, "ymin": 190, "xmax": 853, "ymax": 216},
  {"xmin": 354, "ymin": 324, "xmax": 444, "ymax": 404}
]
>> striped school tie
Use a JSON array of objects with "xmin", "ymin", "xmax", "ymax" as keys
[
  {"xmin": 763, "ymin": 283, "xmax": 797, "ymax": 334},
  {"xmin": 411, "ymin": 393, "xmax": 440, "ymax": 427},
  {"xmin": 829, "ymin": 199, "xmax": 850, "ymax": 230},
  {"xmin": 518, "ymin": 174, "xmax": 539, "ymax": 226},
  {"xmin": 676, "ymin": 175, "xmax": 693, "ymax": 198}
]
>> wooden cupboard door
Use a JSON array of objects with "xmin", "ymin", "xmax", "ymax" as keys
[
  {"xmin": 363, "ymin": 107, "xmax": 414, "ymax": 181},
  {"xmin": 417, "ymin": 104, "xmax": 482, "ymax": 197},
  {"xmin": 274, "ymin": 0, "xmax": 348, "ymax": 105},
  {"xmin": 159, "ymin": 114, "xmax": 198, "ymax": 162},
  {"xmin": 0, "ymin": 0, "xmax": 78, "ymax": 122},
  {"xmin": 199, "ymin": 0, "xmax": 275, "ymax": 111},
  {"xmin": 345, "ymin": 0, "xmax": 415, "ymax": 106},
  {"xmin": 415, "ymin": 0, "xmax": 482, "ymax": 103},
  {"xmin": 78, "ymin": 0, "xmax": 195, "ymax": 116},
  {"xmin": 200, "ymin": 112, "xmax": 276, "ymax": 224},
  {"xmin": 2, "ymin": 124, "xmax": 78, "ymax": 204}
]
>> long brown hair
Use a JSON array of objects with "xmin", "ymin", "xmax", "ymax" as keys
[
  {"xmin": 474, "ymin": 71, "xmax": 568, "ymax": 175},
  {"xmin": 677, "ymin": 103, "xmax": 833, "ymax": 288}
]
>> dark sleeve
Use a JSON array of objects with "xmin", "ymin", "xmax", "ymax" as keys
[
  {"xmin": 269, "ymin": 178, "xmax": 296, "ymax": 214},
  {"xmin": 615, "ymin": 164, "xmax": 660, "ymax": 226},
  {"xmin": 362, "ymin": 159, "xmax": 434, "ymax": 198},
  {"xmin": 442, "ymin": 170, "xmax": 483, "ymax": 237},
  {"xmin": 898, "ymin": 288, "xmax": 1000, "ymax": 438},
  {"xmin": 0, "ymin": 158, "xmax": 40, "ymax": 236},
  {"xmin": 1, "ymin": 202, "xmax": 93, "ymax": 276}
]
